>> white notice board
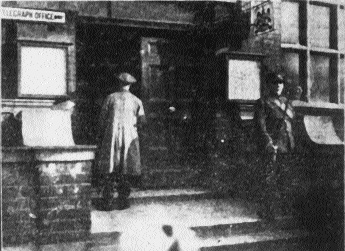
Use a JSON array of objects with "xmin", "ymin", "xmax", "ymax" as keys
[
  {"xmin": 19, "ymin": 45, "xmax": 67, "ymax": 97},
  {"xmin": 227, "ymin": 59, "xmax": 261, "ymax": 100}
]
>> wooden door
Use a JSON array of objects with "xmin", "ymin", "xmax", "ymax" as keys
[{"xmin": 140, "ymin": 37, "xmax": 201, "ymax": 171}]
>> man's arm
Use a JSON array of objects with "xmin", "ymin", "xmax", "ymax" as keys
[
  {"xmin": 96, "ymin": 96, "xmax": 111, "ymax": 144},
  {"xmin": 256, "ymin": 99, "xmax": 277, "ymax": 154},
  {"xmin": 137, "ymin": 100, "xmax": 147, "ymax": 126}
]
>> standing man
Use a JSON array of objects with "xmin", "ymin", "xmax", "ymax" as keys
[
  {"xmin": 254, "ymin": 72, "xmax": 295, "ymax": 220},
  {"xmin": 95, "ymin": 72, "xmax": 146, "ymax": 210}
]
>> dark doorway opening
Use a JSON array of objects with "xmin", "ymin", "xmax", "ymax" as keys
[{"xmin": 74, "ymin": 22, "xmax": 214, "ymax": 183}]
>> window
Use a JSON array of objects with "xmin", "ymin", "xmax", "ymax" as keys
[
  {"xmin": 309, "ymin": 4, "xmax": 330, "ymax": 48},
  {"xmin": 282, "ymin": 52, "xmax": 300, "ymax": 88},
  {"xmin": 310, "ymin": 54, "xmax": 331, "ymax": 102},
  {"xmin": 18, "ymin": 42, "xmax": 68, "ymax": 98},
  {"xmin": 281, "ymin": 1, "xmax": 344, "ymax": 104},
  {"xmin": 340, "ymin": 56, "xmax": 344, "ymax": 103},
  {"xmin": 339, "ymin": 8, "xmax": 345, "ymax": 51},
  {"xmin": 281, "ymin": 2, "xmax": 299, "ymax": 44},
  {"xmin": 227, "ymin": 59, "xmax": 261, "ymax": 101}
]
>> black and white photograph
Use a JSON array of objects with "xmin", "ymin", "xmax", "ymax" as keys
[{"xmin": 1, "ymin": 1, "xmax": 344, "ymax": 250}]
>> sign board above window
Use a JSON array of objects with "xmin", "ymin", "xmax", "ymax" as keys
[
  {"xmin": 0, "ymin": 7, "xmax": 65, "ymax": 23},
  {"xmin": 18, "ymin": 44, "xmax": 68, "ymax": 98},
  {"xmin": 251, "ymin": 0, "xmax": 274, "ymax": 35}
]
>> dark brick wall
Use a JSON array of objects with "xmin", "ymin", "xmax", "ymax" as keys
[
  {"xmin": 2, "ymin": 162, "xmax": 38, "ymax": 245},
  {"xmin": 36, "ymin": 161, "xmax": 92, "ymax": 244},
  {"xmin": 2, "ymin": 147, "xmax": 95, "ymax": 247}
]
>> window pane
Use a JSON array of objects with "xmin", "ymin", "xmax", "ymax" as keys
[
  {"xmin": 20, "ymin": 46, "xmax": 67, "ymax": 96},
  {"xmin": 227, "ymin": 59, "xmax": 261, "ymax": 100},
  {"xmin": 281, "ymin": 2, "xmax": 299, "ymax": 44},
  {"xmin": 340, "ymin": 57, "xmax": 344, "ymax": 104},
  {"xmin": 310, "ymin": 54, "xmax": 330, "ymax": 103},
  {"xmin": 339, "ymin": 8, "xmax": 345, "ymax": 51},
  {"xmin": 310, "ymin": 5, "xmax": 330, "ymax": 48},
  {"xmin": 282, "ymin": 52, "xmax": 300, "ymax": 94}
]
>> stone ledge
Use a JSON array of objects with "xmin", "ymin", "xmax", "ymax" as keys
[
  {"xmin": 292, "ymin": 100, "xmax": 344, "ymax": 116},
  {"xmin": 1, "ymin": 99, "xmax": 55, "ymax": 108},
  {"xmin": 2, "ymin": 146, "xmax": 97, "ymax": 162}
]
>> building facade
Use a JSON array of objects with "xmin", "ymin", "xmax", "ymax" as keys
[{"xmin": 1, "ymin": 0, "xmax": 344, "ymax": 246}]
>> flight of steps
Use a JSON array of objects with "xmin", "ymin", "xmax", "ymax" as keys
[
  {"xmin": 89, "ymin": 189, "xmax": 313, "ymax": 251},
  {"xmin": 3, "ymin": 189, "xmax": 313, "ymax": 251}
]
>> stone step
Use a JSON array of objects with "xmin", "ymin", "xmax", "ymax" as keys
[
  {"xmin": 192, "ymin": 217, "xmax": 301, "ymax": 239},
  {"xmin": 199, "ymin": 229, "xmax": 311, "ymax": 251},
  {"xmin": 92, "ymin": 188, "xmax": 213, "ymax": 204},
  {"xmin": 4, "ymin": 189, "xmax": 309, "ymax": 251},
  {"xmin": 2, "ymin": 227, "xmax": 311, "ymax": 251},
  {"xmin": 87, "ymin": 228, "xmax": 310, "ymax": 251},
  {"xmin": 142, "ymin": 168, "xmax": 201, "ymax": 188},
  {"xmin": 91, "ymin": 196, "xmax": 259, "ymax": 234},
  {"xmin": 2, "ymin": 229, "xmax": 312, "ymax": 251},
  {"xmin": 89, "ymin": 218, "xmax": 303, "ymax": 244},
  {"xmin": 90, "ymin": 189, "xmax": 310, "ymax": 250}
]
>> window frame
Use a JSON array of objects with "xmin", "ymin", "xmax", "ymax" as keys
[
  {"xmin": 17, "ymin": 40, "xmax": 70, "ymax": 99},
  {"xmin": 281, "ymin": 0, "xmax": 344, "ymax": 104}
]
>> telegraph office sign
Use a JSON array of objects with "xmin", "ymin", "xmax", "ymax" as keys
[{"xmin": 0, "ymin": 7, "xmax": 65, "ymax": 23}]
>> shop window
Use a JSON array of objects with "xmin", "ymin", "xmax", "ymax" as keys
[
  {"xmin": 18, "ymin": 42, "xmax": 68, "ymax": 98},
  {"xmin": 227, "ymin": 59, "xmax": 261, "ymax": 101},
  {"xmin": 281, "ymin": 1, "xmax": 299, "ymax": 44},
  {"xmin": 282, "ymin": 52, "xmax": 300, "ymax": 87},
  {"xmin": 281, "ymin": 1, "xmax": 343, "ymax": 104},
  {"xmin": 339, "ymin": 8, "xmax": 345, "ymax": 51},
  {"xmin": 309, "ymin": 4, "xmax": 330, "ymax": 48},
  {"xmin": 340, "ymin": 56, "xmax": 344, "ymax": 104}
]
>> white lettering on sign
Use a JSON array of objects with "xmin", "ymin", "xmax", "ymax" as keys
[{"xmin": 0, "ymin": 7, "xmax": 65, "ymax": 23}]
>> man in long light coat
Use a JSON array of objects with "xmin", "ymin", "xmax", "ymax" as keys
[{"xmin": 95, "ymin": 72, "xmax": 146, "ymax": 210}]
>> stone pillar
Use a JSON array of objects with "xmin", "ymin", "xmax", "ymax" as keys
[{"xmin": 2, "ymin": 146, "xmax": 97, "ymax": 247}]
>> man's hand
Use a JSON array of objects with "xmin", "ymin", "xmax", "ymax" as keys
[
  {"xmin": 266, "ymin": 142, "xmax": 278, "ymax": 153},
  {"xmin": 266, "ymin": 142, "xmax": 278, "ymax": 162}
]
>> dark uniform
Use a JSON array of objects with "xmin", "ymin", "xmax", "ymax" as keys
[{"xmin": 254, "ymin": 73, "xmax": 295, "ymax": 219}]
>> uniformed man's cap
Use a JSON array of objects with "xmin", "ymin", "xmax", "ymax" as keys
[
  {"xmin": 267, "ymin": 72, "xmax": 285, "ymax": 85},
  {"xmin": 117, "ymin": 72, "xmax": 137, "ymax": 86}
]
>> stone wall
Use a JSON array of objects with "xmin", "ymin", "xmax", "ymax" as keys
[
  {"xmin": 2, "ymin": 155, "xmax": 37, "ymax": 245},
  {"xmin": 2, "ymin": 146, "xmax": 96, "ymax": 247}
]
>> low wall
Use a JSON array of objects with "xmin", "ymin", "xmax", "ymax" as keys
[{"xmin": 2, "ymin": 146, "xmax": 97, "ymax": 247}]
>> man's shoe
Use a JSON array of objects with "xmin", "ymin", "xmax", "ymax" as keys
[
  {"xmin": 116, "ymin": 198, "xmax": 130, "ymax": 210},
  {"xmin": 93, "ymin": 198, "xmax": 116, "ymax": 211}
]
